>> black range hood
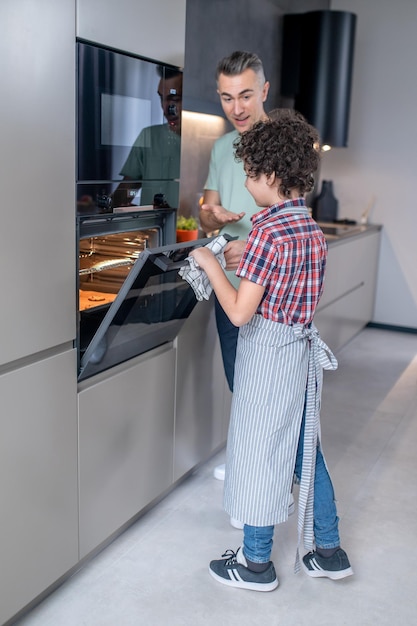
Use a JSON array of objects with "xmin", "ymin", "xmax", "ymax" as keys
[{"xmin": 281, "ymin": 10, "xmax": 357, "ymax": 147}]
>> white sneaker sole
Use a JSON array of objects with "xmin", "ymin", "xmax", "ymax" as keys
[
  {"xmin": 208, "ymin": 566, "xmax": 279, "ymax": 591},
  {"xmin": 302, "ymin": 561, "xmax": 354, "ymax": 580},
  {"xmin": 213, "ymin": 464, "xmax": 225, "ymax": 481}
]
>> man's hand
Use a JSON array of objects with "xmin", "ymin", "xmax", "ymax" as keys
[
  {"xmin": 201, "ymin": 203, "xmax": 245, "ymax": 224},
  {"xmin": 199, "ymin": 203, "xmax": 245, "ymax": 233},
  {"xmin": 224, "ymin": 239, "xmax": 246, "ymax": 271}
]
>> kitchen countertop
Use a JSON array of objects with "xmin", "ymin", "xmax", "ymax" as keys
[{"xmin": 318, "ymin": 222, "xmax": 382, "ymax": 245}]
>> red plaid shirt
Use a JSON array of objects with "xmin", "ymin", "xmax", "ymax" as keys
[{"xmin": 236, "ymin": 198, "xmax": 327, "ymax": 325}]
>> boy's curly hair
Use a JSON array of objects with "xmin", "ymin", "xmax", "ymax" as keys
[{"xmin": 234, "ymin": 109, "xmax": 321, "ymax": 198}]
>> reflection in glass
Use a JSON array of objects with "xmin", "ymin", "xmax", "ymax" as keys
[
  {"xmin": 114, "ymin": 67, "xmax": 183, "ymax": 209},
  {"xmin": 77, "ymin": 42, "xmax": 182, "ymax": 215}
]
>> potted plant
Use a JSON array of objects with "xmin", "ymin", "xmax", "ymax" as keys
[{"xmin": 176, "ymin": 215, "xmax": 199, "ymax": 242}]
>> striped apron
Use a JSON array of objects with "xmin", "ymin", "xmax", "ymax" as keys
[{"xmin": 223, "ymin": 315, "xmax": 338, "ymax": 572}]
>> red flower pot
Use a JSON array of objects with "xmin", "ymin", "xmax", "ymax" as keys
[{"xmin": 176, "ymin": 229, "xmax": 199, "ymax": 243}]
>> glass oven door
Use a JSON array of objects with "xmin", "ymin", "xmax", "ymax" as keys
[{"xmin": 78, "ymin": 237, "xmax": 213, "ymax": 381}]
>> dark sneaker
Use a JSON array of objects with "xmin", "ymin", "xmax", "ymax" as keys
[
  {"xmin": 209, "ymin": 548, "xmax": 279, "ymax": 591},
  {"xmin": 302, "ymin": 548, "xmax": 353, "ymax": 580}
]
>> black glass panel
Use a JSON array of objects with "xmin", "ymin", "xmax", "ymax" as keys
[
  {"xmin": 77, "ymin": 41, "xmax": 182, "ymax": 214},
  {"xmin": 78, "ymin": 238, "xmax": 211, "ymax": 381}
]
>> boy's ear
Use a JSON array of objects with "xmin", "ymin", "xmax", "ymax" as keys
[{"xmin": 267, "ymin": 172, "xmax": 277, "ymax": 186}]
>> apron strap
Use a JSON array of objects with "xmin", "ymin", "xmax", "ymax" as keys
[{"xmin": 292, "ymin": 324, "xmax": 338, "ymax": 572}]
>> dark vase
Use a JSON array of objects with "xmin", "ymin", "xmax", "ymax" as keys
[{"xmin": 312, "ymin": 180, "xmax": 338, "ymax": 223}]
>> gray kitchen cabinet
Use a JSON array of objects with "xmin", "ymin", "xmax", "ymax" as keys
[
  {"xmin": 315, "ymin": 228, "xmax": 381, "ymax": 351},
  {"xmin": 0, "ymin": 2, "xmax": 78, "ymax": 623},
  {"xmin": 0, "ymin": 0, "xmax": 76, "ymax": 366},
  {"xmin": 0, "ymin": 350, "xmax": 78, "ymax": 626},
  {"xmin": 78, "ymin": 344, "xmax": 176, "ymax": 559},
  {"xmin": 76, "ymin": 0, "xmax": 186, "ymax": 67},
  {"xmin": 174, "ymin": 299, "xmax": 232, "ymax": 481}
]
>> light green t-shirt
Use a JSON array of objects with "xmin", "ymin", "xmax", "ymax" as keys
[
  {"xmin": 120, "ymin": 123, "xmax": 180, "ymax": 208},
  {"xmin": 205, "ymin": 130, "xmax": 259, "ymax": 286}
]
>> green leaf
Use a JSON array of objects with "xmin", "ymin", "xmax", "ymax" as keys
[{"xmin": 176, "ymin": 215, "xmax": 199, "ymax": 230}]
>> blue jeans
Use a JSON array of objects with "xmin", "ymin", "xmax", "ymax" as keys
[
  {"xmin": 215, "ymin": 296, "xmax": 239, "ymax": 392},
  {"xmin": 243, "ymin": 411, "xmax": 340, "ymax": 563}
]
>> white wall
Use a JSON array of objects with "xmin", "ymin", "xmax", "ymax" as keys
[
  {"xmin": 77, "ymin": 0, "xmax": 186, "ymax": 66},
  {"xmin": 321, "ymin": 0, "xmax": 417, "ymax": 328}
]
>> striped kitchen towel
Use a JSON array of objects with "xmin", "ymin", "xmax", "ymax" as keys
[{"xmin": 179, "ymin": 235, "xmax": 228, "ymax": 301}]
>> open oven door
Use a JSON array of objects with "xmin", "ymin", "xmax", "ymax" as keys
[{"xmin": 78, "ymin": 236, "xmax": 226, "ymax": 381}]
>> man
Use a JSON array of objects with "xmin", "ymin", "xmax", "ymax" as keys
[
  {"xmin": 114, "ymin": 67, "xmax": 182, "ymax": 208},
  {"xmin": 200, "ymin": 51, "xmax": 294, "ymax": 522},
  {"xmin": 200, "ymin": 51, "xmax": 270, "ymax": 393}
]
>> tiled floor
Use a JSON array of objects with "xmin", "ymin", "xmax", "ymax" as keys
[{"xmin": 14, "ymin": 328, "xmax": 417, "ymax": 626}]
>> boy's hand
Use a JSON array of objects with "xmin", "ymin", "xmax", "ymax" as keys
[{"xmin": 189, "ymin": 246, "xmax": 215, "ymax": 271}]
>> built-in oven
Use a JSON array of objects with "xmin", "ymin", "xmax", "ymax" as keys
[
  {"xmin": 76, "ymin": 42, "xmax": 209, "ymax": 381},
  {"xmin": 77, "ymin": 211, "xmax": 217, "ymax": 382},
  {"xmin": 77, "ymin": 40, "xmax": 183, "ymax": 215}
]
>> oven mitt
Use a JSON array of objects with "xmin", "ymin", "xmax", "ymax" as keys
[{"xmin": 178, "ymin": 235, "xmax": 228, "ymax": 301}]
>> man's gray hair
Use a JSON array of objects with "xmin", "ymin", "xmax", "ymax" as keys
[{"xmin": 216, "ymin": 51, "xmax": 266, "ymax": 84}]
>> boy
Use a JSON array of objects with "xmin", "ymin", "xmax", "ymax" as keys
[{"xmin": 190, "ymin": 110, "xmax": 353, "ymax": 591}]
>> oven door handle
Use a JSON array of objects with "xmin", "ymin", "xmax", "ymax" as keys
[
  {"xmin": 151, "ymin": 235, "xmax": 237, "ymax": 272},
  {"xmin": 151, "ymin": 254, "xmax": 189, "ymax": 272}
]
